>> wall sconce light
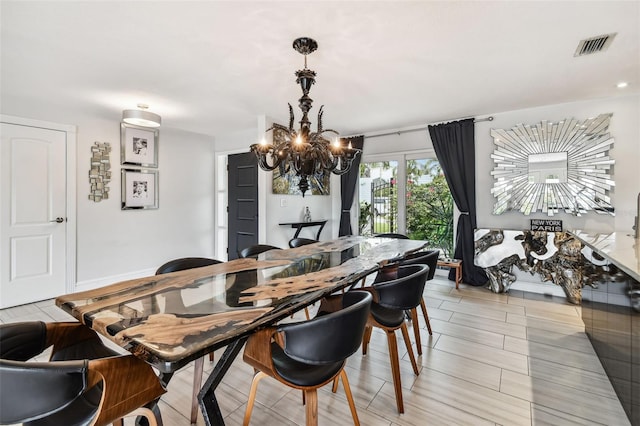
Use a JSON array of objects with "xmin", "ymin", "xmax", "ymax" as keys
[{"xmin": 122, "ymin": 104, "xmax": 161, "ymax": 128}]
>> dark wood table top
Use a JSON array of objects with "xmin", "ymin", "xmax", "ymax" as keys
[{"xmin": 56, "ymin": 236, "xmax": 426, "ymax": 373}]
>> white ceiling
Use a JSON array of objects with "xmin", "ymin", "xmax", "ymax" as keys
[{"xmin": 1, "ymin": 1, "xmax": 638, "ymax": 139}]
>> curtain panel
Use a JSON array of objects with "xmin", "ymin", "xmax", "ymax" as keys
[
  {"xmin": 428, "ymin": 119, "xmax": 487, "ymax": 286},
  {"xmin": 338, "ymin": 136, "xmax": 364, "ymax": 236}
]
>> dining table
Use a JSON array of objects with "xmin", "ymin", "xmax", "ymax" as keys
[{"xmin": 56, "ymin": 235, "xmax": 428, "ymax": 426}]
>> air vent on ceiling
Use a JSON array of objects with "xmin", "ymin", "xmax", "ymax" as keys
[{"xmin": 574, "ymin": 33, "xmax": 617, "ymax": 56}]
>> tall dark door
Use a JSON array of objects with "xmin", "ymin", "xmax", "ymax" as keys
[{"xmin": 227, "ymin": 152, "xmax": 258, "ymax": 260}]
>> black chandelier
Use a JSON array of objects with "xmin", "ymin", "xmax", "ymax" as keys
[{"xmin": 250, "ymin": 37, "xmax": 361, "ymax": 196}]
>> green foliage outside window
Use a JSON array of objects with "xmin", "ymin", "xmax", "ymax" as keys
[{"xmin": 406, "ymin": 172, "xmax": 454, "ymax": 257}]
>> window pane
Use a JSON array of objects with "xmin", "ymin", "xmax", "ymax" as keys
[
  {"xmin": 358, "ymin": 161, "xmax": 398, "ymax": 236},
  {"xmin": 406, "ymin": 158, "xmax": 454, "ymax": 257}
]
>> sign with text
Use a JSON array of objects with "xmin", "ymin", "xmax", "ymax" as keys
[{"xmin": 530, "ymin": 219, "xmax": 563, "ymax": 232}]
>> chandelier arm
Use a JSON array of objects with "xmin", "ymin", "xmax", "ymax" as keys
[{"xmin": 288, "ymin": 104, "xmax": 295, "ymax": 131}]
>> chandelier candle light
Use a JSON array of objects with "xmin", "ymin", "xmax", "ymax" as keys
[{"xmin": 250, "ymin": 37, "xmax": 361, "ymax": 196}]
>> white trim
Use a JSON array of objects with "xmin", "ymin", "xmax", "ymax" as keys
[
  {"xmin": 75, "ymin": 268, "xmax": 156, "ymax": 292},
  {"xmin": 0, "ymin": 114, "xmax": 77, "ymax": 297}
]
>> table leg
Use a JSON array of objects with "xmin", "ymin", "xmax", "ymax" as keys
[
  {"xmin": 198, "ymin": 336, "xmax": 249, "ymax": 426},
  {"xmin": 315, "ymin": 222, "xmax": 326, "ymax": 240}
]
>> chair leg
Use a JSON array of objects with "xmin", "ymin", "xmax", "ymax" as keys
[
  {"xmin": 243, "ymin": 371, "xmax": 268, "ymax": 426},
  {"xmin": 419, "ymin": 298, "xmax": 432, "ymax": 335},
  {"xmin": 332, "ymin": 376, "xmax": 339, "ymax": 393},
  {"xmin": 340, "ymin": 370, "xmax": 360, "ymax": 426},
  {"xmin": 362, "ymin": 325, "xmax": 372, "ymax": 355},
  {"xmin": 400, "ymin": 323, "xmax": 419, "ymax": 375},
  {"xmin": 410, "ymin": 307, "xmax": 422, "ymax": 355},
  {"xmin": 112, "ymin": 419, "xmax": 124, "ymax": 426},
  {"xmin": 125, "ymin": 407, "xmax": 158, "ymax": 426},
  {"xmin": 385, "ymin": 330, "xmax": 404, "ymax": 414},
  {"xmin": 304, "ymin": 389, "xmax": 319, "ymax": 426},
  {"xmin": 191, "ymin": 356, "xmax": 205, "ymax": 424},
  {"xmin": 209, "ymin": 352, "xmax": 215, "ymax": 362}
]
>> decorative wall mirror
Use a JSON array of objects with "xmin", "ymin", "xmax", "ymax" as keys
[{"xmin": 490, "ymin": 113, "xmax": 615, "ymax": 216}]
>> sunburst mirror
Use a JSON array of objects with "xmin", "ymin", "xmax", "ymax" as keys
[{"xmin": 490, "ymin": 113, "xmax": 615, "ymax": 216}]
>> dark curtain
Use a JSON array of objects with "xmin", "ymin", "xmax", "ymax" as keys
[
  {"xmin": 338, "ymin": 136, "xmax": 364, "ymax": 236},
  {"xmin": 428, "ymin": 119, "xmax": 487, "ymax": 286}
]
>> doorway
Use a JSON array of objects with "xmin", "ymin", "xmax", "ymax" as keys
[
  {"xmin": 227, "ymin": 152, "xmax": 258, "ymax": 260},
  {"xmin": 0, "ymin": 117, "xmax": 76, "ymax": 308}
]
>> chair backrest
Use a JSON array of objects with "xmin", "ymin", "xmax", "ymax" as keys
[
  {"xmin": 400, "ymin": 249, "xmax": 439, "ymax": 280},
  {"xmin": 375, "ymin": 233, "xmax": 409, "ymax": 239},
  {"xmin": 0, "ymin": 358, "xmax": 91, "ymax": 424},
  {"xmin": 155, "ymin": 257, "xmax": 222, "ymax": 275},
  {"xmin": 288, "ymin": 237, "xmax": 318, "ymax": 248},
  {"xmin": 277, "ymin": 291, "xmax": 372, "ymax": 365},
  {"xmin": 373, "ymin": 264, "xmax": 429, "ymax": 310},
  {"xmin": 0, "ymin": 322, "xmax": 164, "ymax": 426},
  {"xmin": 238, "ymin": 244, "xmax": 281, "ymax": 259}
]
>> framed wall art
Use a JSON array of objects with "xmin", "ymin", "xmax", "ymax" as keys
[
  {"xmin": 121, "ymin": 169, "xmax": 158, "ymax": 210},
  {"xmin": 120, "ymin": 122, "xmax": 158, "ymax": 167}
]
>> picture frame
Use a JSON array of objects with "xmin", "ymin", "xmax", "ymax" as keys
[
  {"xmin": 120, "ymin": 122, "xmax": 158, "ymax": 167},
  {"xmin": 121, "ymin": 169, "xmax": 158, "ymax": 210}
]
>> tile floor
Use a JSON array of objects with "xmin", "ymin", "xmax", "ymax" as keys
[{"xmin": 0, "ymin": 275, "xmax": 631, "ymax": 425}]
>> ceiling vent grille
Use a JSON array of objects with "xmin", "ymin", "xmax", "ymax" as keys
[{"xmin": 574, "ymin": 33, "xmax": 617, "ymax": 56}]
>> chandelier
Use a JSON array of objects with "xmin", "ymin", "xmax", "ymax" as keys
[{"xmin": 250, "ymin": 37, "xmax": 361, "ymax": 196}]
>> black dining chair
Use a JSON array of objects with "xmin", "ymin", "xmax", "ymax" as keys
[
  {"xmin": 238, "ymin": 244, "xmax": 281, "ymax": 259},
  {"xmin": 0, "ymin": 321, "xmax": 165, "ymax": 426},
  {"xmin": 375, "ymin": 232, "xmax": 410, "ymax": 239},
  {"xmin": 396, "ymin": 249, "xmax": 440, "ymax": 342},
  {"xmin": 288, "ymin": 237, "xmax": 318, "ymax": 248},
  {"xmin": 371, "ymin": 243, "xmax": 439, "ymax": 352},
  {"xmin": 155, "ymin": 256, "xmax": 222, "ymax": 425},
  {"xmin": 242, "ymin": 291, "xmax": 372, "ymax": 426},
  {"xmin": 361, "ymin": 263, "xmax": 429, "ymax": 414}
]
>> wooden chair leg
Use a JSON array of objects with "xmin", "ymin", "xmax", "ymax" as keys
[
  {"xmin": 243, "ymin": 371, "xmax": 268, "ymax": 426},
  {"xmin": 420, "ymin": 298, "xmax": 432, "ymax": 335},
  {"xmin": 304, "ymin": 389, "xmax": 319, "ymax": 426},
  {"xmin": 385, "ymin": 330, "xmax": 404, "ymax": 413},
  {"xmin": 112, "ymin": 419, "xmax": 124, "ymax": 426},
  {"xmin": 340, "ymin": 370, "xmax": 360, "ymax": 426},
  {"xmin": 410, "ymin": 307, "xmax": 422, "ymax": 355},
  {"xmin": 191, "ymin": 356, "xmax": 205, "ymax": 424},
  {"xmin": 362, "ymin": 325, "xmax": 372, "ymax": 355},
  {"xmin": 209, "ymin": 352, "xmax": 215, "ymax": 362},
  {"xmin": 400, "ymin": 323, "xmax": 419, "ymax": 375},
  {"xmin": 332, "ymin": 376, "xmax": 339, "ymax": 393},
  {"xmin": 125, "ymin": 408, "xmax": 158, "ymax": 426}
]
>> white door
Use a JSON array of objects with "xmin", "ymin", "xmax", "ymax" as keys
[{"xmin": 1, "ymin": 123, "xmax": 67, "ymax": 308}]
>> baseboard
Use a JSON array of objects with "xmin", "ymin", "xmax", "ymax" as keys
[{"xmin": 74, "ymin": 268, "xmax": 156, "ymax": 293}]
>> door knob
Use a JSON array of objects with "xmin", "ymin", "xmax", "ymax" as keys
[{"xmin": 50, "ymin": 217, "xmax": 64, "ymax": 223}]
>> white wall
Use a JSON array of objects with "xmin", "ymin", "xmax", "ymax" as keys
[
  {"xmin": 0, "ymin": 106, "xmax": 215, "ymax": 290},
  {"xmin": 75, "ymin": 122, "xmax": 215, "ymax": 288},
  {"xmin": 362, "ymin": 94, "xmax": 640, "ymax": 235}
]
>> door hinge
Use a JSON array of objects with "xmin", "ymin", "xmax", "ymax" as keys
[{"xmin": 226, "ymin": 205, "xmax": 229, "ymax": 213}]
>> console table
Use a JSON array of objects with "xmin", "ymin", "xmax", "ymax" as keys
[{"xmin": 279, "ymin": 220, "xmax": 327, "ymax": 240}]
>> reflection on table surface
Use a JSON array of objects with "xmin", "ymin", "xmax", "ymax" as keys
[{"xmin": 56, "ymin": 236, "xmax": 426, "ymax": 372}]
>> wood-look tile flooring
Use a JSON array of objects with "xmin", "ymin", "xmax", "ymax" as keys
[{"xmin": 1, "ymin": 275, "xmax": 631, "ymax": 425}]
